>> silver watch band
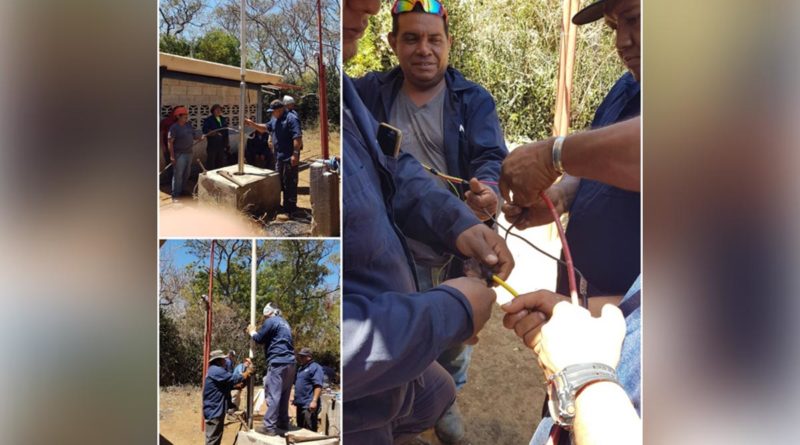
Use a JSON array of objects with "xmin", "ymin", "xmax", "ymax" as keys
[
  {"xmin": 548, "ymin": 363, "xmax": 619, "ymax": 427},
  {"xmin": 552, "ymin": 136, "xmax": 566, "ymax": 174}
]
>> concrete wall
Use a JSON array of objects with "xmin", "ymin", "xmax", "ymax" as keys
[{"xmin": 160, "ymin": 75, "xmax": 261, "ymax": 165}]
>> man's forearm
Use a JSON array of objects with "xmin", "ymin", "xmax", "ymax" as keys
[
  {"xmin": 293, "ymin": 137, "xmax": 302, "ymax": 151},
  {"xmin": 311, "ymin": 387, "xmax": 321, "ymax": 405},
  {"xmin": 561, "ymin": 117, "xmax": 640, "ymax": 191},
  {"xmin": 574, "ymin": 381, "xmax": 641, "ymax": 445},
  {"xmin": 168, "ymin": 141, "xmax": 175, "ymax": 159}
]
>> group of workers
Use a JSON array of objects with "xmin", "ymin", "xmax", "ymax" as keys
[
  {"xmin": 342, "ymin": 0, "xmax": 641, "ymax": 444},
  {"xmin": 202, "ymin": 302, "xmax": 327, "ymax": 445},
  {"xmin": 159, "ymin": 96, "xmax": 303, "ymax": 217}
]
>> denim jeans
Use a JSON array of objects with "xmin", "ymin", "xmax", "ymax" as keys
[
  {"xmin": 415, "ymin": 263, "xmax": 473, "ymax": 391},
  {"xmin": 171, "ymin": 152, "xmax": 193, "ymax": 198}
]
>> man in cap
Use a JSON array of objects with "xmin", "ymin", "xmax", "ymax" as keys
[
  {"xmin": 283, "ymin": 95, "xmax": 300, "ymax": 120},
  {"xmin": 247, "ymin": 303, "xmax": 296, "ymax": 436},
  {"xmin": 245, "ymin": 99, "xmax": 303, "ymax": 216},
  {"xmin": 292, "ymin": 347, "xmax": 324, "ymax": 431},
  {"xmin": 501, "ymin": 0, "xmax": 641, "ymax": 309},
  {"xmin": 342, "ymin": 0, "xmax": 514, "ymax": 442},
  {"xmin": 167, "ymin": 106, "xmax": 205, "ymax": 202},
  {"xmin": 203, "ymin": 349, "xmax": 253, "ymax": 445},
  {"xmin": 353, "ymin": 2, "xmax": 508, "ymax": 441},
  {"xmin": 201, "ymin": 104, "xmax": 230, "ymax": 170}
]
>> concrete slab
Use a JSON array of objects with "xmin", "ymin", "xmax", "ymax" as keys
[
  {"xmin": 236, "ymin": 429, "xmax": 339, "ymax": 445},
  {"xmin": 197, "ymin": 164, "xmax": 281, "ymax": 215}
]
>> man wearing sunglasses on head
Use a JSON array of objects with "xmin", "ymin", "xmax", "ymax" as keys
[
  {"xmin": 353, "ymin": 3, "xmax": 507, "ymax": 441},
  {"xmin": 342, "ymin": 0, "xmax": 514, "ymax": 443}
]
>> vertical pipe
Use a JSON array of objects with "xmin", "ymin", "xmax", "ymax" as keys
[
  {"xmin": 201, "ymin": 240, "xmax": 216, "ymax": 431},
  {"xmin": 238, "ymin": 0, "xmax": 247, "ymax": 174},
  {"xmin": 248, "ymin": 239, "xmax": 256, "ymax": 428},
  {"xmin": 317, "ymin": 0, "xmax": 329, "ymax": 159},
  {"xmin": 553, "ymin": 0, "xmax": 579, "ymax": 137}
]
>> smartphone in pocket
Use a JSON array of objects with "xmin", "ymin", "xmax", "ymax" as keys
[{"xmin": 377, "ymin": 123, "xmax": 402, "ymax": 158}]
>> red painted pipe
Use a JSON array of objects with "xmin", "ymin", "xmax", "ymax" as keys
[
  {"xmin": 201, "ymin": 240, "xmax": 215, "ymax": 431},
  {"xmin": 317, "ymin": 0, "xmax": 329, "ymax": 159}
]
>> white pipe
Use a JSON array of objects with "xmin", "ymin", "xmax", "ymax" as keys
[
  {"xmin": 238, "ymin": 0, "xmax": 246, "ymax": 174},
  {"xmin": 248, "ymin": 238, "xmax": 256, "ymax": 428}
]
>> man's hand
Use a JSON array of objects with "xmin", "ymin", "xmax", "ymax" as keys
[
  {"xmin": 455, "ymin": 224, "xmax": 514, "ymax": 280},
  {"xmin": 170, "ymin": 155, "xmax": 175, "ymax": 162},
  {"xmin": 502, "ymin": 186, "xmax": 565, "ymax": 230},
  {"xmin": 244, "ymin": 118, "xmax": 256, "ymax": 128},
  {"xmin": 501, "ymin": 290, "xmax": 567, "ymax": 348},
  {"xmin": 465, "ymin": 178, "xmax": 499, "ymax": 221},
  {"xmin": 291, "ymin": 153, "xmax": 299, "ymax": 167},
  {"xmin": 309, "ymin": 400, "xmax": 318, "ymax": 411},
  {"xmin": 499, "ymin": 139, "xmax": 560, "ymax": 207},
  {"xmin": 442, "ymin": 276, "xmax": 497, "ymax": 345},
  {"xmin": 246, "ymin": 324, "xmax": 256, "ymax": 335},
  {"xmin": 534, "ymin": 302, "xmax": 626, "ymax": 375}
]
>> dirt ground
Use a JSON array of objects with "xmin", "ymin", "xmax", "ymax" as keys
[
  {"xmin": 158, "ymin": 128, "xmax": 340, "ymax": 238},
  {"xmin": 160, "ymin": 385, "xmax": 319, "ymax": 445},
  {"xmin": 418, "ymin": 223, "xmax": 562, "ymax": 444}
]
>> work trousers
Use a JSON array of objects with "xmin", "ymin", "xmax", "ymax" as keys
[
  {"xmin": 276, "ymin": 159, "xmax": 299, "ymax": 213},
  {"xmin": 295, "ymin": 404, "xmax": 320, "ymax": 432},
  {"xmin": 204, "ymin": 416, "xmax": 225, "ymax": 445},
  {"xmin": 263, "ymin": 362, "xmax": 296, "ymax": 432},
  {"xmin": 206, "ymin": 145, "xmax": 225, "ymax": 171},
  {"xmin": 172, "ymin": 152, "xmax": 193, "ymax": 198},
  {"xmin": 344, "ymin": 362, "xmax": 455, "ymax": 444}
]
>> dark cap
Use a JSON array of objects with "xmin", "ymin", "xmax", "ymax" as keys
[
  {"xmin": 298, "ymin": 347, "xmax": 313, "ymax": 357},
  {"xmin": 268, "ymin": 99, "xmax": 285, "ymax": 112},
  {"xmin": 572, "ymin": 0, "xmax": 606, "ymax": 25}
]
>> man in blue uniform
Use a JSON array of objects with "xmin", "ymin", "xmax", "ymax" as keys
[
  {"xmin": 293, "ymin": 347, "xmax": 324, "ymax": 431},
  {"xmin": 353, "ymin": 2, "xmax": 508, "ymax": 441},
  {"xmin": 247, "ymin": 303, "xmax": 296, "ymax": 436},
  {"xmin": 245, "ymin": 99, "xmax": 303, "ymax": 215},
  {"xmin": 501, "ymin": 0, "xmax": 641, "ymax": 309},
  {"xmin": 342, "ymin": 0, "xmax": 515, "ymax": 442},
  {"xmin": 203, "ymin": 349, "xmax": 253, "ymax": 445}
]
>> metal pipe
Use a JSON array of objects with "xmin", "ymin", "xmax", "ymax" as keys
[
  {"xmin": 248, "ymin": 239, "xmax": 256, "ymax": 429},
  {"xmin": 238, "ymin": 0, "xmax": 246, "ymax": 174},
  {"xmin": 201, "ymin": 240, "xmax": 216, "ymax": 431},
  {"xmin": 317, "ymin": 0, "xmax": 329, "ymax": 159}
]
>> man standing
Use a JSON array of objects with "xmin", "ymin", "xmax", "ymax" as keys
[
  {"xmin": 342, "ymin": 0, "xmax": 514, "ymax": 442},
  {"xmin": 247, "ymin": 303, "xmax": 296, "ymax": 436},
  {"xmin": 160, "ymin": 106, "xmax": 179, "ymax": 185},
  {"xmin": 244, "ymin": 99, "xmax": 303, "ymax": 216},
  {"xmin": 204, "ymin": 349, "xmax": 252, "ymax": 445},
  {"xmin": 202, "ymin": 104, "xmax": 230, "ymax": 170},
  {"xmin": 167, "ymin": 107, "xmax": 204, "ymax": 202},
  {"xmin": 231, "ymin": 357, "xmax": 252, "ymax": 413},
  {"xmin": 353, "ymin": 2, "xmax": 507, "ymax": 441},
  {"xmin": 293, "ymin": 348, "xmax": 324, "ymax": 432},
  {"xmin": 502, "ymin": 0, "xmax": 641, "ymax": 305},
  {"xmin": 224, "ymin": 350, "xmax": 236, "ymax": 373}
]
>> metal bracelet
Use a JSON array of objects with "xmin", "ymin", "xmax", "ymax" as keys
[{"xmin": 552, "ymin": 136, "xmax": 566, "ymax": 174}]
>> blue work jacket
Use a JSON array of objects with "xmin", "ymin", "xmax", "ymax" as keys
[
  {"xmin": 203, "ymin": 364, "xmax": 245, "ymax": 420},
  {"xmin": 353, "ymin": 66, "xmax": 507, "ymax": 198},
  {"xmin": 342, "ymin": 74, "xmax": 480, "ymax": 434},
  {"xmin": 253, "ymin": 315, "xmax": 296, "ymax": 366}
]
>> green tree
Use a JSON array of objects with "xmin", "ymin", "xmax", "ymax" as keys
[
  {"xmin": 159, "ymin": 33, "xmax": 192, "ymax": 56},
  {"xmin": 193, "ymin": 29, "xmax": 242, "ymax": 66}
]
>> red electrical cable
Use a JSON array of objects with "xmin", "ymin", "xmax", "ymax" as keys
[{"xmin": 540, "ymin": 191, "xmax": 579, "ymax": 305}]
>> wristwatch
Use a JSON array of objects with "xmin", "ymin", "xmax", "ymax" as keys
[{"xmin": 547, "ymin": 363, "xmax": 619, "ymax": 428}]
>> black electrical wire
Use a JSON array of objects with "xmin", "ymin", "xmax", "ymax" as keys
[{"xmin": 482, "ymin": 209, "xmax": 589, "ymax": 308}]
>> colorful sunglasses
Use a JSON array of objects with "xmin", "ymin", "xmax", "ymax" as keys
[{"xmin": 391, "ymin": 0, "xmax": 448, "ymax": 19}]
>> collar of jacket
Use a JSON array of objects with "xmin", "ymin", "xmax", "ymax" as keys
[{"xmin": 376, "ymin": 66, "xmax": 473, "ymax": 119}]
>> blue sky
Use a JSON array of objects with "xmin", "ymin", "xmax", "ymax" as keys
[{"xmin": 160, "ymin": 239, "xmax": 340, "ymax": 288}]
